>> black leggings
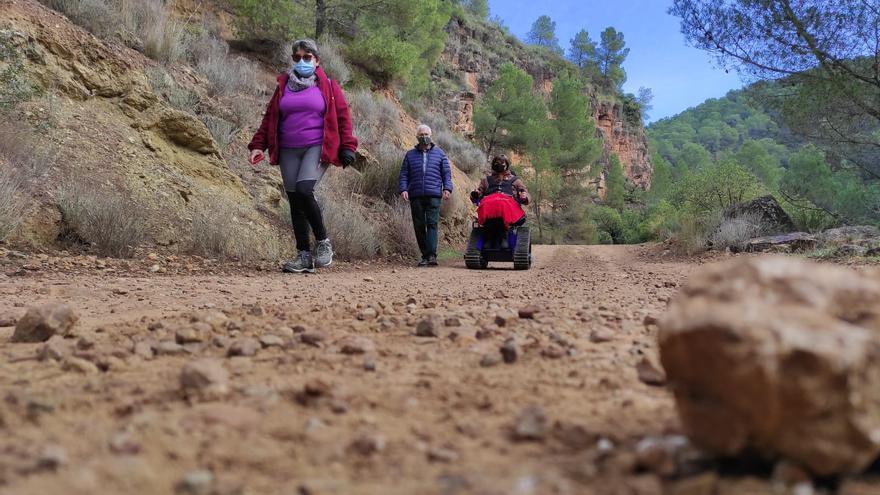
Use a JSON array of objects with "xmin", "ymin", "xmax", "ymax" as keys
[
  {"xmin": 287, "ymin": 182, "xmax": 326, "ymax": 252},
  {"xmin": 279, "ymin": 146, "xmax": 327, "ymax": 252}
]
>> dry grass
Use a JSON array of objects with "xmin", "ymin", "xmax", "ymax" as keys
[
  {"xmin": 433, "ymin": 129, "xmax": 484, "ymax": 176},
  {"xmin": 318, "ymin": 190, "xmax": 382, "ymax": 260},
  {"xmin": 357, "ymin": 142, "xmax": 402, "ymax": 201},
  {"xmin": 0, "ymin": 167, "xmax": 23, "ymax": 242},
  {"xmin": 380, "ymin": 199, "xmax": 420, "ymax": 257},
  {"xmin": 201, "ymin": 115, "xmax": 238, "ymax": 151},
  {"xmin": 190, "ymin": 34, "xmax": 258, "ymax": 97},
  {"xmin": 709, "ymin": 212, "xmax": 766, "ymax": 251},
  {"xmin": 348, "ymin": 90, "xmax": 401, "ymax": 147},
  {"xmin": 316, "ymin": 36, "xmax": 351, "ymax": 86},
  {"xmin": 56, "ymin": 182, "xmax": 148, "ymax": 258},
  {"xmin": 188, "ymin": 197, "xmax": 283, "ymax": 263}
]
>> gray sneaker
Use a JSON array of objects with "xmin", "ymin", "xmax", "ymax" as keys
[
  {"xmin": 314, "ymin": 239, "xmax": 334, "ymax": 267},
  {"xmin": 282, "ymin": 250, "xmax": 315, "ymax": 274}
]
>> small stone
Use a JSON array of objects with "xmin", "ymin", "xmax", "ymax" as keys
[
  {"xmin": 175, "ymin": 327, "xmax": 204, "ymax": 344},
  {"xmin": 773, "ymin": 460, "xmax": 812, "ymax": 486},
  {"xmin": 0, "ymin": 315, "xmax": 17, "ymax": 327},
  {"xmin": 518, "ymin": 305, "xmax": 540, "ymax": 319},
  {"xmin": 180, "ymin": 360, "xmax": 229, "ymax": 401},
  {"xmin": 75, "ymin": 336, "xmax": 95, "ymax": 350},
  {"xmin": 500, "ymin": 338, "xmax": 519, "ymax": 364},
  {"xmin": 590, "ymin": 328, "xmax": 615, "ymax": 343},
  {"xmin": 248, "ymin": 305, "xmax": 265, "ymax": 317},
  {"xmin": 155, "ymin": 341, "xmax": 186, "ymax": 356},
  {"xmin": 36, "ymin": 444, "xmax": 67, "ymax": 471},
  {"xmin": 363, "ymin": 356, "xmax": 377, "ymax": 371},
  {"xmin": 494, "ymin": 310, "xmax": 517, "ymax": 327},
  {"xmin": 357, "ymin": 307, "xmax": 378, "ymax": 320},
  {"xmin": 259, "ymin": 335, "xmax": 285, "ymax": 348},
  {"xmin": 133, "ymin": 341, "xmax": 154, "ymax": 359},
  {"xmin": 444, "ymin": 317, "xmax": 462, "ymax": 327},
  {"xmin": 349, "ymin": 433, "xmax": 385, "ymax": 456},
  {"xmin": 37, "ymin": 335, "xmax": 69, "ymax": 361},
  {"xmin": 62, "ymin": 356, "xmax": 99, "ymax": 374},
  {"xmin": 480, "ymin": 354, "xmax": 501, "ymax": 367},
  {"xmin": 541, "ymin": 344, "xmax": 566, "ymax": 359},
  {"xmin": 300, "ymin": 331, "xmax": 327, "ymax": 347},
  {"xmin": 635, "ymin": 435, "xmax": 689, "ymax": 477},
  {"xmin": 513, "ymin": 406, "xmax": 547, "ymax": 441},
  {"xmin": 475, "ymin": 328, "xmax": 494, "ymax": 340},
  {"xmin": 109, "ymin": 433, "xmax": 141, "ymax": 455},
  {"xmin": 11, "ymin": 303, "xmax": 79, "ymax": 343},
  {"xmin": 339, "ymin": 335, "xmax": 376, "ymax": 355},
  {"xmin": 636, "ymin": 357, "xmax": 666, "ymax": 386},
  {"xmin": 416, "ymin": 317, "xmax": 441, "ymax": 337},
  {"xmin": 363, "ymin": 276, "xmax": 375, "ymax": 282},
  {"xmin": 147, "ymin": 321, "xmax": 164, "ymax": 332},
  {"xmin": 427, "ymin": 447, "xmax": 459, "ymax": 463},
  {"xmin": 643, "ymin": 314, "xmax": 659, "ymax": 327},
  {"xmin": 228, "ymin": 338, "xmax": 260, "ymax": 357},
  {"xmin": 175, "ymin": 470, "xmax": 214, "ymax": 495}
]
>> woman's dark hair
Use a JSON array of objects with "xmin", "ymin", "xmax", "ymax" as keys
[
  {"xmin": 492, "ymin": 154, "xmax": 510, "ymax": 167},
  {"xmin": 292, "ymin": 39, "xmax": 320, "ymax": 58}
]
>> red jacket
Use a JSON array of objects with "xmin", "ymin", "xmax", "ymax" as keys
[{"xmin": 248, "ymin": 67, "xmax": 358, "ymax": 166}]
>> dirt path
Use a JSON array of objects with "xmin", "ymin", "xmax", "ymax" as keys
[{"xmin": 0, "ymin": 245, "xmax": 704, "ymax": 494}]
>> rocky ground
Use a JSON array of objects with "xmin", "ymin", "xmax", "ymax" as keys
[{"xmin": 0, "ymin": 245, "xmax": 878, "ymax": 495}]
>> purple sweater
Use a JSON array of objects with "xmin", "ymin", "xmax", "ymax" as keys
[{"xmin": 279, "ymin": 85, "xmax": 326, "ymax": 148}]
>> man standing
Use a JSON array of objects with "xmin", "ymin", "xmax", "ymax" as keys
[{"xmin": 399, "ymin": 125, "xmax": 453, "ymax": 267}]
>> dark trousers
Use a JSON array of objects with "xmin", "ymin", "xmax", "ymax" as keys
[{"xmin": 410, "ymin": 196, "xmax": 441, "ymax": 258}]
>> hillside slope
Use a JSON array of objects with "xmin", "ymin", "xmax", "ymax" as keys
[{"xmin": 0, "ymin": 0, "xmax": 476, "ymax": 259}]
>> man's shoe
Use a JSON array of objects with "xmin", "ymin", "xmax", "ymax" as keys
[
  {"xmin": 282, "ymin": 250, "xmax": 316, "ymax": 274},
  {"xmin": 417, "ymin": 258, "xmax": 429, "ymax": 267},
  {"xmin": 314, "ymin": 239, "xmax": 334, "ymax": 267},
  {"xmin": 427, "ymin": 255, "xmax": 438, "ymax": 266}
]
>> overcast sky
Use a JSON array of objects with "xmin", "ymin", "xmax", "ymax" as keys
[{"xmin": 487, "ymin": 0, "xmax": 744, "ymax": 122}]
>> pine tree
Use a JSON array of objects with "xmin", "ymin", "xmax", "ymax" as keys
[
  {"xmin": 597, "ymin": 27, "xmax": 629, "ymax": 90},
  {"xmin": 474, "ymin": 63, "xmax": 546, "ymax": 159},
  {"xmin": 527, "ymin": 15, "xmax": 563, "ymax": 55}
]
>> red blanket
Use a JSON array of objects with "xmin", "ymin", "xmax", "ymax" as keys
[{"xmin": 477, "ymin": 193, "xmax": 525, "ymax": 228}]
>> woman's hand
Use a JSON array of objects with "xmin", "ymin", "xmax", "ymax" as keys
[{"xmin": 249, "ymin": 149, "xmax": 265, "ymax": 166}]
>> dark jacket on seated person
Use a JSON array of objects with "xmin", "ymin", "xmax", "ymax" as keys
[{"xmin": 472, "ymin": 170, "xmax": 530, "ymax": 204}]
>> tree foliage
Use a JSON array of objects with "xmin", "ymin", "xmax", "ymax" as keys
[
  {"xmin": 473, "ymin": 63, "xmax": 545, "ymax": 158},
  {"xmin": 671, "ymin": 0, "xmax": 880, "ymax": 180},
  {"xmin": 596, "ymin": 27, "xmax": 628, "ymax": 90},
  {"xmin": 527, "ymin": 15, "xmax": 563, "ymax": 55}
]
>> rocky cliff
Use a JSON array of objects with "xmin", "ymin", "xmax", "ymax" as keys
[{"xmin": 437, "ymin": 15, "xmax": 654, "ymax": 195}]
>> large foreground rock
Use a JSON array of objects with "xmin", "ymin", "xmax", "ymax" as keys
[
  {"xmin": 11, "ymin": 303, "xmax": 79, "ymax": 343},
  {"xmin": 658, "ymin": 256, "xmax": 880, "ymax": 476}
]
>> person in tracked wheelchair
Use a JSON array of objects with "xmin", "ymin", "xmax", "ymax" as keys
[{"xmin": 469, "ymin": 154, "xmax": 530, "ymax": 249}]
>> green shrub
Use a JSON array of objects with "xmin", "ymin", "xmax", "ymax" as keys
[
  {"xmin": 380, "ymin": 199, "xmax": 420, "ymax": 257},
  {"xmin": 56, "ymin": 182, "xmax": 148, "ymax": 258},
  {"xmin": 709, "ymin": 211, "xmax": 765, "ymax": 251},
  {"xmin": 0, "ymin": 30, "xmax": 39, "ymax": 110},
  {"xmin": 146, "ymin": 67, "xmax": 201, "ymax": 113}
]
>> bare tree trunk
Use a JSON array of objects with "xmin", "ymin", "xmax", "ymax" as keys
[{"xmin": 315, "ymin": 0, "xmax": 327, "ymax": 39}]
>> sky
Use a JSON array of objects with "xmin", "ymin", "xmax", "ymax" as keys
[{"xmin": 487, "ymin": 0, "xmax": 744, "ymax": 123}]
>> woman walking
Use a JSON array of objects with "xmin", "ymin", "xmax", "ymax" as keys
[{"xmin": 248, "ymin": 39, "xmax": 358, "ymax": 273}]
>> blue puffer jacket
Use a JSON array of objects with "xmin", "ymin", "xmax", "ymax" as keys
[{"xmin": 398, "ymin": 144, "xmax": 453, "ymax": 198}]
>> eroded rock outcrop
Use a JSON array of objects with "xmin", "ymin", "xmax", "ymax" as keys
[{"xmin": 659, "ymin": 256, "xmax": 880, "ymax": 476}]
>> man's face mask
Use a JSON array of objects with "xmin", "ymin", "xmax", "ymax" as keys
[{"xmin": 418, "ymin": 135, "xmax": 432, "ymax": 146}]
